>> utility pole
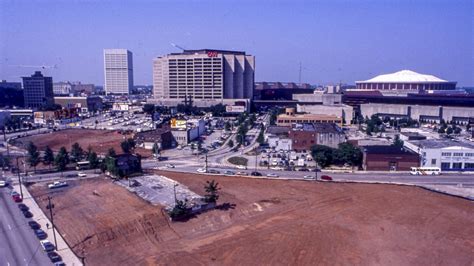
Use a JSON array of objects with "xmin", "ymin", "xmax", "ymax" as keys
[
  {"xmin": 205, "ymin": 152, "xmax": 208, "ymax": 173},
  {"xmin": 16, "ymin": 157, "xmax": 23, "ymax": 199},
  {"xmin": 254, "ymin": 152, "xmax": 258, "ymax": 173},
  {"xmin": 47, "ymin": 196, "xmax": 58, "ymax": 251},
  {"xmin": 173, "ymin": 183, "xmax": 178, "ymax": 204}
]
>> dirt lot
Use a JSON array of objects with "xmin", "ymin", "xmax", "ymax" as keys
[
  {"xmin": 15, "ymin": 129, "xmax": 151, "ymax": 157},
  {"xmin": 29, "ymin": 173, "xmax": 474, "ymax": 266}
]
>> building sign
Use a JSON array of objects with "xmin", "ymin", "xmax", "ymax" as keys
[
  {"xmin": 207, "ymin": 51, "xmax": 218, "ymax": 58},
  {"xmin": 170, "ymin": 118, "xmax": 187, "ymax": 129},
  {"xmin": 112, "ymin": 103, "xmax": 129, "ymax": 111},
  {"xmin": 226, "ymin": 105, "xmax": 246, "ymax": 113}
]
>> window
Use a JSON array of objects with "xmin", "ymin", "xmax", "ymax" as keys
[
  {"xmin": 464, "ymin": 163, "xmax": 474, "ymax": 169},
  {"xmin": 452, "ymin": 162, "xmax": 462, "ymax": 169},
  {"xmin": 465, "ymin": 153, "xmax": 474, "ymax": 157},
  {"xmin": 431, "ymin": 159, "xmax": 436, "ymax": 165},
  {"xmin": 441, "ymin": 152, "xmax": 451, "ymax": 157},
  {"xmin": 453, "ymin": 152, "xmax": 463, "ymax": 157},
  {"xmin": 441, "ymin": 162, "xmax": 450, "ymax": 170}
]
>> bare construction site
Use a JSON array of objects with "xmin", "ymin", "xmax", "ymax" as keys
[{"xmin": 28, "ymin": 172, "xmax": 474, "ymax": 265}]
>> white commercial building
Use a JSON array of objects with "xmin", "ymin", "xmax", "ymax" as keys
[
  {"xmin": 152, "ymin": 49, "xmax": 254, "ymax": 103},
  {"xmin": 104, "ymin": 49, "xmax": 134, "ymax": 95},
  {"xmin": 53, "ymin": 82, "xmax": 73, "ymax": 95},
  {"xmin": 405, "ymin": 139, "xmax": 474, "ymax": 171}
]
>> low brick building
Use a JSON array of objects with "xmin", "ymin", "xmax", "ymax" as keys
[
  {"xmin": 289, "ymin": 123, "xmax": 345, "ymax": 151},
  {"xmin": 362, "ymin": 145, "xmax": 419, "ymax": 171},
  {"xmin": 134, "ymin": 128, "xmax": 174, "ymax": 150}
]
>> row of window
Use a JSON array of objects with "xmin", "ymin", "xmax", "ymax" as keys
[
  {"xmin": 441, "ymin": 152, "xmax": 474, "ymax": 157},
  {"xmin": 440, "ymin": 162, "xmax": 474, "ymax": 169}
]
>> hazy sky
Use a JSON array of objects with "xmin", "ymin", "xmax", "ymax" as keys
[{"xmin": 1, "ymin": 0, "xmax": 473, "ymax": 86}]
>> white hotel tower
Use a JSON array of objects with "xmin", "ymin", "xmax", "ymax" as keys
[
  {"xmin": 104, "ymin": 49, "xmax": 134, "ymax": 95},
  {"xmin": 153, "ymin": 49, "xmax": 255, "ymax": 103}
]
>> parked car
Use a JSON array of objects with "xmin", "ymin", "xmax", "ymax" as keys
[
  {"xmin": 298, "ymin": 168, "xmax": 309, "ymax": 172},
  {"xmin": 266, "ymin": 173, "xmax": 279, "ymax": 177},
  {"xmin": 77, "ymin": 172, "xmax": 87, "ymax": 177},
  {"xmin": 35, "ymin": 229, "xmax": 48, "ymax": 240},
  {"xmin": 47, "ymin": 251, "xmax": 62, "ymax": 263},
  {"xmin": 250, "ymin": 171, "xmax": 262, "ymax": 176},
  {"xmin": 18, "ymin": 204, "xmax": 29, "ymax": 212},
  {"xmin": 196, "ymin": 168, "xmax": 207, "ymax": 173},
  {"xmin": 40, "ymin": 240, "xmax": 55, "ymax": 252},
  {"xmin": 320, "ymin": 175, "xmax": 333, "ymax": 181},
  {"xmin": 28, "ymin": 221, "xmax": 41, "ymax": 230},
  {"xmin": 12, "ymin": 194, "xmax": 22, "ymax": 202},
  {"xmin": 0, "ymin": 180, "xmax": 7, "ymax": 187},
  {"xmin": 48, "ymin": 181, "xmax": 68, "ymax": 189},
  {"xmin": 208, "ymin": 169, "xmax": 220, "ymax": 174},
  {"xmin": 165, "ymin": 164, "xmax": 175, "ymax": 168},
  {"xmin": 303, "ymin": 175, "xmax": 314, "ymax": 180},
  {"xmin": 22, "ymin": 210, "xmax": 33, "ymax": 218},
  {"xmin": 236, "ymin": 165, "xmax": 247, "ymax": 170},
  {"xmin": 236, "ymin": 171, "xmax": 247, "ymax": 176},
  {"xmin": 224, "ymin": 170, "xmax": 235, "ymax": 175}
]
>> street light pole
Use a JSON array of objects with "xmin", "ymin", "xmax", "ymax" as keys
[
  {"xmin": 16, "ymin": 157, "xmax": 23, "ymax": 199},
  {"xmin": 47, "ymin": 196, "xmax": 58, "ymax": 251},
  {"xmin": 255, "ymin": 152, "xmax": 258, "ymax": 173},
  {"xmin": 173, "ymin": 183, "xmax": 178, "ymax": 204},
  {"xmin": 205, "ymin": 152, "xmax": 208, "ymax": 173}
]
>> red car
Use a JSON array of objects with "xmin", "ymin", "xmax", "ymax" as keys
[
  {"xmin": 12, "ymin": 194, "xmax": 22, "ymax": 202},
  {"xmin": 320, "ymin": 175, "xmax": 333, "ymax": 181}
]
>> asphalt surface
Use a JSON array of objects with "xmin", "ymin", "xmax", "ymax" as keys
[{"xmin": 0, "ymin": 186, "xmax": 53, "ymax": 266}]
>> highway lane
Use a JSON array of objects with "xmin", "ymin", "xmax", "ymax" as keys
[{"xmin": 0, "ymin": 187, "xmax": 52, "ymax": 266}]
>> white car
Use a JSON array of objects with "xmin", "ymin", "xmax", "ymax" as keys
[
  {"xmin": 236, "ymin": 165, "xmax": 247, "ymax": 170},
  {"xmin": 77, "ymin": 172, "xmax": 87, "ymax": 177},
  {"xmin": 48, "ymin": 181, "xmax": 68, "ymax": 189},
  {"xmin": 165, "ymin": 164, "xmax": 175, "ymax": 168},
  {"xmin": 303, "ymin": 175, "xmax": 314, "ymax": 180},
  {"xmin": 266, "ymin": 173, "xmax": 279, "ymax": 177},
  {"xmin": 0, "ymin": 180, "xmax": 7, "ymax": 187},
  {"xmin": 197, "ymin": 168, "xmax": 207, "ymax": 173}
]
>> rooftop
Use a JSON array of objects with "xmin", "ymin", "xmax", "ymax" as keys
[
  {"xmin": 266, "ymin": 126, "xmax": 290, "ymax": 135},
  {"xmin": 292, "ymin": 123, "xmax": 343, "ymax": 134},
  {"xmin": 410, "ymin": 139, "xmax": 474, "ymax": 149},
  {"xmin": 363, "ymin": 145, "xmax": 418, "ymax": 155},
  {"xmin": 278, "ymin": 113, "xmax": 341, "ymax": 119},
  {"xmin": 357, "ymin": 70, "xmax": 451, "ymax": 83},
  {"xmin": 170, "ymin": 49, "xmax": 246, "ymax": 56}
]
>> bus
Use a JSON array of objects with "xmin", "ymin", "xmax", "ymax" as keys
[
  {"xmin": 410, "ymin": 167, "xmax": 441, "ymax": 175},
  {"xmin": 76, "ymin": 161, "xmax": 90, "ymax": 170}
]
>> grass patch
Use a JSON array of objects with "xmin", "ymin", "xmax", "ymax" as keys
[{"xmin": 228, "ymin": 156, "xmax": 248, "ymax": 166}]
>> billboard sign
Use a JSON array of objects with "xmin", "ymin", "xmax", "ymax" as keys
[
  {"xmin": 170, "ymin": 118, "xmax": 187, "ymax": 129},
  {"xmin": 226, "ymin": 105, "xmax": 246, "ymax": 113}
]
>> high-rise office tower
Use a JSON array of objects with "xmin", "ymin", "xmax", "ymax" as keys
[
  {"xmin": 22, "ymin": 71, "xmax": 54, "ymax": 109},
  {"xmin": 153, "ymin": 49, "xmax": 255, "ymax": 101},
  {"xmin": 104, "ymin": 49, "xmax": 134, "ymax": 95}
]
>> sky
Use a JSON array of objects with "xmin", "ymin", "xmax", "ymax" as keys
[{"xmin": 0, "ymin": 0, "xmax": 473, "ymax": 87}]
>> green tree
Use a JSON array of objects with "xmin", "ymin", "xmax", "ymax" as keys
[
  {"xmin": 70, "ymin": 142, "xmax": 84, "ymax": 162},
  {"xmin": 26, "ymin": 142, "xmax": 40, "ymax": 172},
  {"xmin": 168, "ymin": 199, "xmax": 190, "ymax": 220},
  {"xmin": 446, "ymin": 127, "xmax": 453, "ymax": 135},
  {"xmin": 337, "ymin": 142, "xmax": 362, "ymax": 166},
  {"xmin": 224, "ymin": 121, "xmax": 231, "ymax": 131},
  {"xmin": 88, "ymin": 151, "xmax": 100, "ymax": 169},
  {"xmin": 0, "ymin": 154, "xmax": 11, "ymax": 170},
  {"xmin": 152, "ymin": 143, "xmax": 161, "ymax": 157},
  {"xmin": 257, "ymin": 128, "xmax": 265, "ymax": 145},
  {"xmin": 392, "ymin": 134, "xmax": 404, "ymax": 148},
  {"xmin": 204, "ymin": 180, "xmax": 221, "ymax": 203},
  {"xmin": 453, "ymin": 126, "xmax": 462, "ymax": 134},
  {"xmin": 43, "ymin": 146, "xmax": 55, "ymax": 168},
  {"xmin": 227, "ymin": 139, "xmax": 234, "ymax": 148},
  {"xmin": 107, "ymin": 148, "xmax": 116, "ymax": 157},
  {"xmin": 121, "ymin": 138, "xmax": 136, "ymax": 154},
  {"xmin": 311, "ymin": 145, "xmax": 333, "ymax": 168},
  {"xmin": 54, "ymin": 146, "xmax": 70, "ymax": 172}
]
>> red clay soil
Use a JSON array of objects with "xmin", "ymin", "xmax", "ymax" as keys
[
  {"xmin": 15, "ymin": 128, "xmax": 151, "ymax": 157},
  {"xmin": 29, "ymin": 173, "xmax": 474, "ymax": 266}
]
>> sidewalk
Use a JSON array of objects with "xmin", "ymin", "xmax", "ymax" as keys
[{"xmin": 13, "ymin": 184, "xmax": 83, "ymax": 266}]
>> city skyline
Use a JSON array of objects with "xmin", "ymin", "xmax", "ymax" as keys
[{"xmin": 0, "ymin": 0, "xmax": 473, "ymax": 86}]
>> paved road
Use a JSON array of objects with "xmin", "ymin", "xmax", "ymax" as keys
[{"xmin": 0, "ymin": 187, "xmax": 52, "ymax": 266}]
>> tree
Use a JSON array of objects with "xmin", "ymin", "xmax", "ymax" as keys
[
  {"xmin": 43, "ymin": 146, "xmax": 55, "ymax": 168},
  {"xmin": 227, "ymin": 139, "xmax": 234, "ymax": 148},
  {"xmin": 224, "ymin": 121, "xmax": 231, "ymax": 131},
  {"xmin": 453, "ymin": 126, "xmax": 462, "ymax": 134},
  {"xmin": 88, "ymin": 151, "xmax": 100, "ymax": 169},
  {"xmin": 0, "ymin": 154, "xmax": 11, "ymax": 170},
  {"xmin": 143, "ymin": 104, "xmax": 155, "ymax": 115},
  {"xmin": 107, "ymin": 148, "xmax": 116, "ymax": 157},
  {"xmin": 94, "ymin": 120, "xmax": 99, "ymax": 129},
  {"xmin": 204, "ymin": 180, "xmax": 220, "ymax": 203},
  {"xmin": 257, "ymin": 128, "xmax": 265, "ymax": 145},
  {"xmin": 152, "ymin": 143, "xmax": 161, "ymax": 158},
  {"xmin": 337, "ymin": 143, "xmax": 362, "ymax": 166},
  {"xmin": 168, "ymin": 199, "xmax": 190, "ymax": 220},
  {"xmin": 70, "ymin": 142, "xmax": 84, "ymax": 162},
  {"xmin": 392, "ymin": 134, "xmax": 404, "ymax": 148},
  {"xmin": 311, "ymin": 145, "xmax": 333, "ymax": 168},
  {"xmin": 54, "ymin": 146, "xmax": 70, "ymax": 172},
  {"xmin": 121, "ymin": 138, "xmax": 136, "ymax": 154},
  {"xmin": 446, "ymin": 127, "xmax": 453, "ymax": 135},
  {"xmin": 26, "ymin": 142, "xmax": 40, "ymax": 172}
]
